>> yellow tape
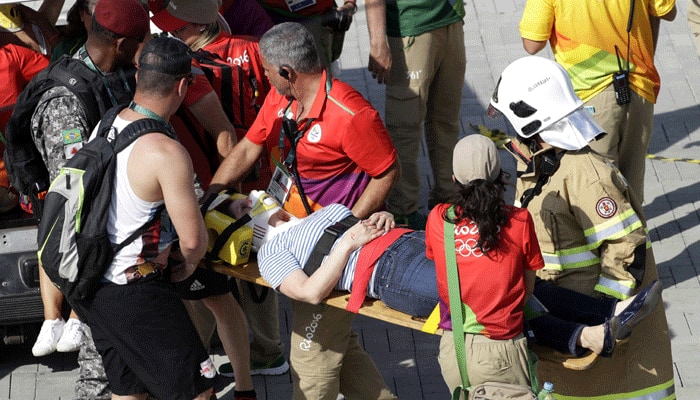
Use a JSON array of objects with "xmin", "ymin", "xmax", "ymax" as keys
[
  {"xmin": 646, "ymin": 154, "xmax": 700, "ymax": 164},
  {"xmin": 421, "ymin": 304, "xmax": 441, "ymax": 334}
]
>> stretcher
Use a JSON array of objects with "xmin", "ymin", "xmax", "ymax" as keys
[
  {"xmin": 211, "ymin": 261, "xmax": 597, "ymax": 370},
  {"xmin": 211, "ymin": 260, "xmax": 442, "ymax": 335}
]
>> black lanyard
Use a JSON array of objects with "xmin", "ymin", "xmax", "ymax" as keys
[
  {"xmin": 277, "ymin": 99, "xmax": 315, "ymax": 215},
  {"xmin": 78, "ymin": 45, "xmax": 131, "ymax": 107},
  {"xmin": 274, "ymin": 71, "xmax": 332, "ymax": 216},
  {"xmin": 277, "ymin": 70, "xmax": 333, "ymax": 166},
  {"xmin": 278, "ymin": 98, "xmax": 315, "ymax": 168}
]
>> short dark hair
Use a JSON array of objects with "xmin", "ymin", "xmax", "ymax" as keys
[
  {"xmin": 137, "ymin": 37, "xmax": 195, "ymax": 95},
  {"xmin": 90, "ymin": 14, "xmax": 120, "ymax": 43}
]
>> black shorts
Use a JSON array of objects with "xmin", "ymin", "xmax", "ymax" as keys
[
  {"xmin": 173, "ymin": 266, "xmax": 230, "ymax": 300},
  {"xmin": 72, "ymin": 275, "xmax": 216, "ymax": 400}
]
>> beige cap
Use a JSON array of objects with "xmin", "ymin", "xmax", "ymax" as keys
[{"xmin": 452, "ymin": 134, "xmax": 501, "ymax": 184}]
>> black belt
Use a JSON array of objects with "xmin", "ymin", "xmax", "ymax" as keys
[{"xmin": 303, "ymin": 215, "xmax": 359, "ymax": 276}]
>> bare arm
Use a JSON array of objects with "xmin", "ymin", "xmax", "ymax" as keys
[
  {"xmin": 524, "ymin": 269, "xmax": 537, "ymax": 305},
  {"xmin": 206, "ymin": 137, "xmax": 264, "ymax": 196},
  {"xmin": 350, "ymin": 158, "xmax": 399, "ymax": 218},
  {"xmin": 131, "ymin": 134, "xmax": 208, "ymax": 265},
  {"xmin": 278, "ymin": 212, "xmax": 393, "ymax": 303},
  {"xmin": 522, "ymin": 38, "xmax": 547, "ymax": 55},
  {"xmin": 187, "ymin": 91, "xmax": 238, "ymax": 159},
  {"xmin": 365, "ymin": 0, "xmax": 391, "ymax": 84}
]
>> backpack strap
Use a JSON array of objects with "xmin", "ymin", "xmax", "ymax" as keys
[
  {"xmin": 49, "ymin": 56, "xmax": 103, "ymax": 129},
  {"xmin": 443, "ymin": 206, "xmax": 471, "ymax": 399},
  {"xmin": 105, "ymin": 107, "xmax": 177, "ymax": 252},
  {"xmin": 303, "ymin": 215, "xmax": 359, "ymax": 276},
  {"xmin": 94, "ymin": 104, "xmax": 128, "ymax": 139},
  {"xmin": 114, "ymin": 205, "xmax": 165, "ymax": 253},
  {"xmin": 204, "ymin": 213, "xmax": 251, "ymax": 268}
]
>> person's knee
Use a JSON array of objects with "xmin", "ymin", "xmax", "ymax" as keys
[{"xmin": 202, "ymin": 293, "xmax": 235, "ymax": 315}]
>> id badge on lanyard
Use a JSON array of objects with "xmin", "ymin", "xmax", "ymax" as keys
[{"xmin": 267, "ymin": 158, "xmax": 294, "ymax": 206}]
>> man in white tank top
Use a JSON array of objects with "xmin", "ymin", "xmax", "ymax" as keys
[{"xmin": 71, "ymin": 36, "xmax": 224, "ymax": 400}]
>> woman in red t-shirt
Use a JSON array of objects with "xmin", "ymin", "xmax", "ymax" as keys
[{"xmin": 426, "ymin": 134, "xmax": 541, "ymax": 391}]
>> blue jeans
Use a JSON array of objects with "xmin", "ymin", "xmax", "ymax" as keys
[{"xmin": 372, "ymin": 231, "xmax": 438, "ymax": 317}]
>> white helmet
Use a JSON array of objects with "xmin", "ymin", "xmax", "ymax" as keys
[
  {"xmin": 489, "ymin": 56, "xmax": 584, "ymax": 138},
  {"xmin": 246, "ymin": 191, "xmax": 301, "ymax": 251}
]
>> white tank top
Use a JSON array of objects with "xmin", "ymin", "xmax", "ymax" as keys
[{"xmin": 100, "ymin": 116, "xmax": 167, "ymax": 284}]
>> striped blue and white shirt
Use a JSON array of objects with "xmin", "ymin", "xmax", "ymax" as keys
[{"xmin": 258, "ymin": 204, "xmax": 366, "ymax": 294}]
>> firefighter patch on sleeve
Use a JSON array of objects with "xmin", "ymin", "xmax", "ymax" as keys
[{"xmin": 596, "ymin": 197, "xmax": 617, "ymax": 218}]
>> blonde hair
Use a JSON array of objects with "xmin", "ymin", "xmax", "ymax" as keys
[{"xmin": 188, "ymin": 20, "xmax": 221, "ymax": 51}]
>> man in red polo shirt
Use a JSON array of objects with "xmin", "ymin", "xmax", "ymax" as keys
[{"xmin": 208, "ymin": 22, "xmax": 399, "ymax": 400}]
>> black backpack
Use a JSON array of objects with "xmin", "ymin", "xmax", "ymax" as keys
[
  {"xmin": 3, "ymin": 55, "xmax": 136, "ymax": 220},
  {"xmin": 37, "ymin": 105, "xmax": 174, "ymax": 303},
  {"xmin": 193, "ymin": 48, "xmax": 259, "ymax": 131}
]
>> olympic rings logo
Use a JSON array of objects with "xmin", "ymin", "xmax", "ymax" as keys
[{"xmin": 455, "ymin": 238, "xmax": 483, "ymax": 258}]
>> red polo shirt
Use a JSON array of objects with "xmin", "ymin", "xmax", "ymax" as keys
[{"xmin": 246, "ymin": 70, "xmax": 396, "ymax": 217}]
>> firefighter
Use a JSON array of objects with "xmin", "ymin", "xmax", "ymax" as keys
[{"xmin": 489, "ymin": 55, "xmax": 675, "ymax": 399}]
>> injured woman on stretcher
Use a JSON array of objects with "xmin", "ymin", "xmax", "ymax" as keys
[{"xmin": 220, "ymin": 190, "xmax": 662, "ymax": 359}]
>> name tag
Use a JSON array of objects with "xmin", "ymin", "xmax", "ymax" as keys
[{"xmin": 267, "ymin": 165, "xmax": 294, "ymax": 206}]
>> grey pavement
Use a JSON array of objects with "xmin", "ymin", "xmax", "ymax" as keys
[{"xmin": 2, "ymin": 0, "xmax": 700, "ymax": 398}]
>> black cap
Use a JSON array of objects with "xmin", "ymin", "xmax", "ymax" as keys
[{"xmin": 138, "ymin": 36, "xmax": 196, "ymax": 76}]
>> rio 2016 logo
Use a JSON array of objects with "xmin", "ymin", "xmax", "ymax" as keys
[{"xmin": 299, "ymin": 313, "xmax": 323, "ymax": 351}]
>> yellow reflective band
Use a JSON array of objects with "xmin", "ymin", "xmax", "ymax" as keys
[
  {"xmin": 552, "ymin": 378, "xmax": 675, "ymax": 399},
  {"xmin": 542, "ymin": 250, "xmax": 599, "ymax": 271},
  {"xmin": 595, "ymin": 276, "xmax": 635, "ymax": 300},
  {"xmin": 584, "ymin": 208, "xmax": 642, "ymax": 247}
]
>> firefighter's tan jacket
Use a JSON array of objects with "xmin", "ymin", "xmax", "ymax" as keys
[
  {"xmin": 505, "ymin": 139, "xmax": 674, "ymax": 399},
  {"xmin": 506, "ymin": 139, "xmax": 647, "ymax": 299}
]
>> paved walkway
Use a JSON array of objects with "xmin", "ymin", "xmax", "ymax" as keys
[{"xmin": 3, "ymin": 0, "xmax": 700, "ymax": 398}]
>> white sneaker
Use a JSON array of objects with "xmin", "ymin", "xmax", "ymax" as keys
[
  {"xmin": 56, "ymin": 318, "xmax": 83, "ymax": 352},
  {"xmin": 32, "ymin": 318, "xmax": 65, "ymax": 357}
]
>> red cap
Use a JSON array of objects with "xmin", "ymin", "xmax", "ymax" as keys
[
  {"xmin": 151, "ymin": 8, "xmax": 189, "ymax": 32},
  {"xmin": 151, "ymin": 0, "xmax": 219, "ymax": 33},
  {"xmin": 94, "ymin": 0, "xmax": 150, "ymax": 39}
]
